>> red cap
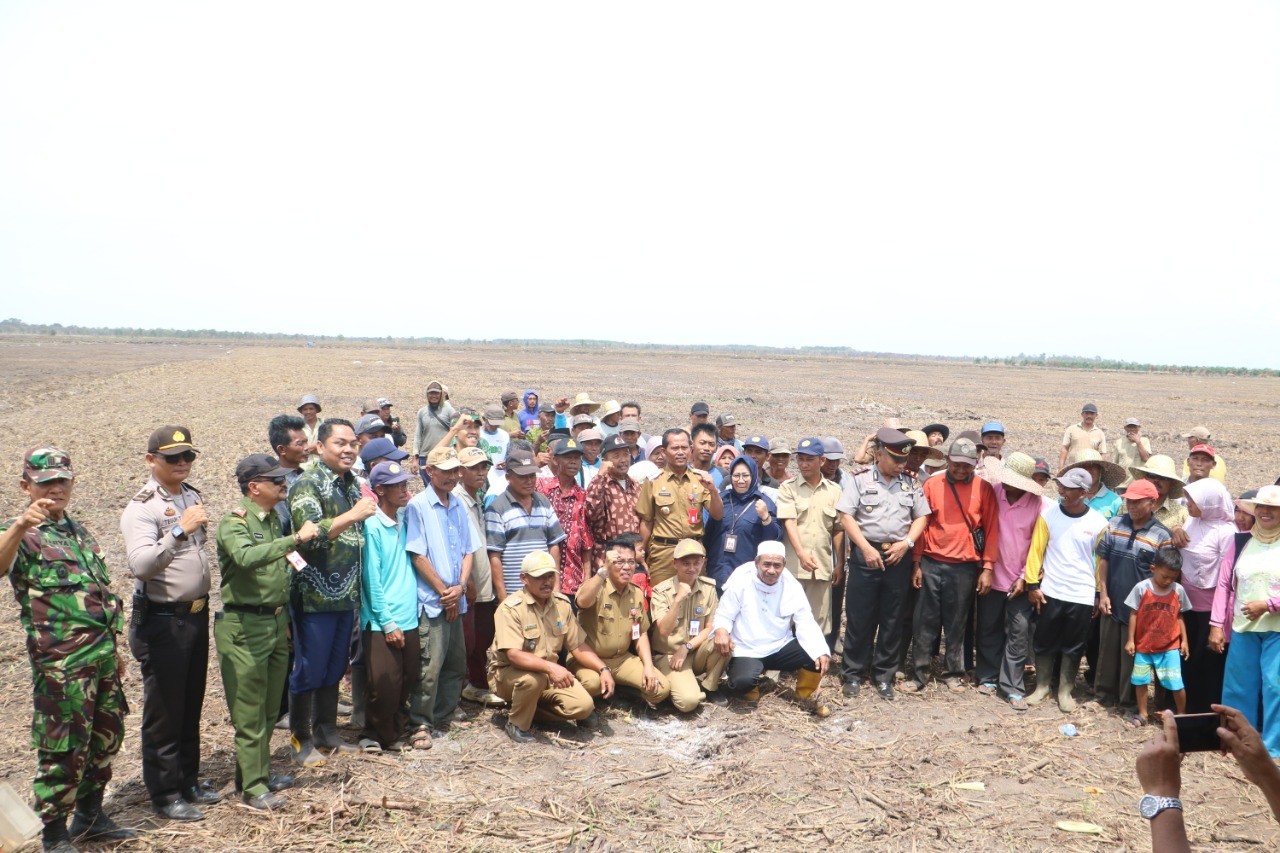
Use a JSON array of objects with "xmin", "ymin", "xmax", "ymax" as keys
[
  {"xmin": 1189, "ymin": 443, "xmax": 1216, "ymax": 460},
  {"xmin": 1124, "ymin": 480, "xmax": 1160, "ymax": 501}
]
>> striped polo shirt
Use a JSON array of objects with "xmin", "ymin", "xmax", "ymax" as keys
[{"xmin": 484, "ymin": 490, "xmax": 567, "ymax": 594}]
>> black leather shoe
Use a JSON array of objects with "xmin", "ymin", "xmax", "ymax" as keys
[
  {"xmin": 244, "ymin": 791, "xmax": 287, "ymax": 810},
  {"xmin": 267, "ymin": 773, "xmax": 295, "ymax": 792},
  {"xmin": 875, "ymin": 681, "xmax": 895, "ymax": 701},
  {"xmin": 181, "ymin": 782, "xmax": 222, "ymax": 805},
  {"xmin": 154, "ymin": 800, "xmax": 204, "ymax": 822},
  {"xmin": 704, "ymin": 690, "xmax": 729, "ymax": 706},
  {"xmin": 505, "ymin": 722, "xmax": 535, "ymax": 744},
  {"xmin": 842, "ymin": 681, "xmax": 861, "ymax": 698}
]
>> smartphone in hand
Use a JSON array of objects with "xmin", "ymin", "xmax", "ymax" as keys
[{"xmin": 1174, "ymin": 713, "xmax": 1223, "ymax": 752}]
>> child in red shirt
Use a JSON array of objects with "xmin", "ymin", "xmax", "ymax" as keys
[{"xmin": 1124, "ymin": 547, "xmax": 1192, "ymax": 724}]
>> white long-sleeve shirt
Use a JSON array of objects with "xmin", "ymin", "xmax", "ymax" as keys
[{"xmin": 713, "ymin": 561, "xmax": 829, "ymax": 662}]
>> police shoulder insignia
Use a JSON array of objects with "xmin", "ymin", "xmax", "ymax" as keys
[{"xmin": 132, "ymin": 488, "xmax": 155, "ymax": 502}]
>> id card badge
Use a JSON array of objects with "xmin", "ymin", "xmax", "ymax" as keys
[
  {"xmin": 688, "ymin": 619, "xmax": 701, "ymax": 636},
  {"xmin": 285, "ymin": 551, "xmax": 308, "ymax": 572},
  {"xmin": 688, "ymin": 507, "xmax": 700, "ymax": 526},
  {"xmin": 631, "ymin": 622, "xmax": 641, "ymax": 641},
  {"xmin": 723, "ymin": 533, "xmax": 738, "ymax": 554}
]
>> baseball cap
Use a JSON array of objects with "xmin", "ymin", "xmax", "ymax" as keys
[
  {"xmin": 296, "ymin": 394, "xmax": 322, "ymax": 413},
  {"xmin": 673, "ymin": 539, "xmax": 707, "ymax": 559},
  {"xmin": 1054, "ymin": 468, "xmax": 1093, "ymax": 491},
  {"xmin": 617, "ymin": 418, "xmax": 641, "ymax": 433},
  {"xmin": 600, "ymin": 435, "xmax": 629, "ymax": 455},
  {"xmin": 426, "ymin": 447, "xmax": 461, "ymax": 470},
  {"xmin": 521, "ymin": 550, "xmax": 557, "ymax": 577},
  {"xmin": 716, "ymin": 414, "xmax": 737, "ymax": 427},
  {"xmin": 1182, "ymin": 425, "xmax": 1212, "ymax": 440},
  {"xmin": 538, "ymin": 402, "xmax": 556, "ymax": 414},
  {"xmin": 483, "ymin": 405, "xmax": 504, "ymax": 426},
  {"xmin": 500, "ymin": 391, "xmax": 518, "ymax": 405},
  {"xmin": 1082, "ymin": 403, "xmax": 1098, "ymax": 414},
  {"xmin": 770, "ymin": 440, "xmax": 792, "ymax": 456},
  {"xmin": 1124, "ymin": 418, "xmax": 1141, "ymax": 427},
  {"xmin": 359, "ymin": 436, "xmax": 408, "ymax": 464},
  {"xmin": 571, "ymin": 413, "xmax": 596, "ymax": 428},
  {"xmin": 361, "ymin": 400, "xmax": 382, "ymax": 414},
  {"xmin": 148, "ymin": 426, "xmax": 198, "ymax": 456},
  {"xmin": 1189, "ymin": 444, "xmax": 1216, "ymax": 460},
  {"xmin": 577, "ymin": 428, "xmax": 604, "ymax": 444},
  {"xmin": 457, "ymin": 447, "xmax": 490, "ymax": 468},
  {"xmin": 980, "ymin": 421, "xmax": 1005, "ymax": 435},
  {"xmin": 690, "ymin": 402, "xmax": 710, "ymax": 415},
  {"xmin": 821, "ymin": 437, "xmax": 845, "ymax": 460},
  {"xmin": 1032, "ymin": 458, "xmax": 1053, "ymax": 478},
  {"xmin": 947, "ymin": 437, "xmax": 980, "ymax": 464},
  {"xmin": 1123, "ymin": 479, "xmax": 1160, "ymax": 501},
  {"xmin": 368, "ymin": 460, "xmax": 412, "ymax": 488},
  {"xmin": 876, "ymin": 428, "xmax": 914, "ymax": 458},
  {"xmin": 554, "ymin": 438, "xmax": 584, "ymax": 456},
  {"xmin": 505, "ymin": 448, "xmax": 538, "ymax": 476},
  {"xmin": 23, "ymin": 447, "xmax": 74, "ymax": 483},
  {"xmin": 794, "ymin": 437, "xmax": 824, "ymax": 457},
  {"xmin": 377, "ymin": 397, "xmax": 394, "ymax": 408},
  {"xmin": 743, "ymin": 435, "xmax": 770, "ymax": 451},
  {"xmin": 235, "ymin": 453, "xmax": 289, "ymax": 486},
  {"xmin": 355, "ymin": 414, "xmax": 387, "ymax": 436}
]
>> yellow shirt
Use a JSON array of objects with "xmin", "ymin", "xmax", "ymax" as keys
[
  {"xmin": 577, "ymin": 580, "xmax": 650, "ymax": 659},
  {"xmin": 649, "ymin": 575, "xmax": 719, "ymax": 655},
  {"xmin": 487, "ymin": 589, "xmax": 584, "ymax": 671},
  {"xmin": 635, "ymin": 468, "xmax": 713, "ymax": 542},
  {"xmin": 1182, "ymin": 457, "xmax": 1227, "ymax": 485}
]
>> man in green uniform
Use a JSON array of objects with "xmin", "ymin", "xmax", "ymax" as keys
[
  {"xmin": 215, "ymin": 454, "xmax": 321, "ymax": 810},
  {"xmin": 636, "ymin": 429, "xmax": 723, "ymax": 587},
  {"xmin": 0, "ymin": 448, "xmax": 136, "ymax": 853}
]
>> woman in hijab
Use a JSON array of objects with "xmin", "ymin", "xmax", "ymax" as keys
[
  {"xmin": 703, "ymin": 456, "xmax": 782, "ymax": 590},
  {"xmin": 517, "ymin": 389, "xmax": 541, "ymax": 432},
  {"xmin": 712, "ymin": 444, "xmax": 739, "ymax": 479},
  {"xmin": 1180, "ymin": 478, "xmax": 1237, "ymax": 711}
]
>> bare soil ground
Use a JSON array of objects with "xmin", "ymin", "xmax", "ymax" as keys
[{"xmin": 0, "ymin": 336, "xmax": 1277, "ymax": 852}]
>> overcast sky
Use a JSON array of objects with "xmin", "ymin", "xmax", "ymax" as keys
[{"xmin": 2, "ymin": 2, "xmax": 1277, "ymax": 367}]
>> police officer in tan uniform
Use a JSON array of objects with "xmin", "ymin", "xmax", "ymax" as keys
[
  {"xmin": 774, "ymin": 437, "xmax": 843, "ymax": 641},
  {"xmin": 573, "ymin": 539, "xmax": 669, "ymax": 707},
  {"xmin": 487, "ymin": 551, "xmax": 614, "ymax": 743},
  {"xmin": 636, "ymin": 429, "xmax": 724, "ymax": 587},
  {"xmin": 650, "ymin": 539, "xmax": 729, "ymax": 711},
  {"xmin": 836, "ymin": 428, "xmax": 931, "ymax": 701},
  {"xmin": 120, "ymin": 426, "xmax": 217, "ymax": 821}
]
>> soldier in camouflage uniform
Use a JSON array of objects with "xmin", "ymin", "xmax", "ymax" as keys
[{"xmin": 0, "ymin": 448, "xmax": 136, "ymax": 853}]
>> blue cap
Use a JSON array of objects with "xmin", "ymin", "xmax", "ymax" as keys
[
  {"xmin": 981, "ymin": 421, "xmax": 1005, "ymax": 436},
  {"xmin": 794, "ymin": 437, "xmax": 825, "ymax": 457},
  {"xmin": 360, "ymin": 436, "xmax": 408, "ymax": 464},
  {"xmin": 368, "ymin": 460, "xmax": 411, "ymax": 488},
  {"xmin": 743, "ymin": 435, "xmax": 770, "ymax": 451}
]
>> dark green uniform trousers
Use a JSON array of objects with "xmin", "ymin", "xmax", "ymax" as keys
[{"xmin": 215, "ymin": 608, "xmax": 289, "ymax": 797}]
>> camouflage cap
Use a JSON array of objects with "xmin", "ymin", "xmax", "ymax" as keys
[{"xmin": 23, "ymin": 447, "xmax": 74, "ymax": 483}]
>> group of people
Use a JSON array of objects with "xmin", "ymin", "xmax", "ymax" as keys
[{"xmin": 3, "ymin": 387, "xmax": 1278, "ymax": 853}]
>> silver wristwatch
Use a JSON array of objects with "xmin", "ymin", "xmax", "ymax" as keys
[{"xmin": 1138, "ymin": 794, "xmax": 1182, "ymax": 819}]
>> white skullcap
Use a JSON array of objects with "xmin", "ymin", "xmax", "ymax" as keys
[{"xmin": 757, "ymin": 541, "xmax": 786, "ymax": 558}]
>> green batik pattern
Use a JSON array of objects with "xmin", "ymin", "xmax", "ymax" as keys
[{"xmin": 288, "ymin": 460, "xmax": 364, "ymax": 612}]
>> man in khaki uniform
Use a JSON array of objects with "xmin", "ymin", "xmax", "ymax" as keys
[
  {"xmin": 774, "ymin": 437, "xmax": 843, "ymax": 637},
  {"xmin": 487, "ymin": 551, "xmax": 614, "ymax": 743},
  {"xmin": 650, "ymin": 539, "xmax": 728, "ymax": 711},
  {"xmin": 636, "ymin": 429, "xmax": 723, "ymax": 587},
  {"xmin": 572, "ymin": 539, "xmax": 669, "ymax": 707}
]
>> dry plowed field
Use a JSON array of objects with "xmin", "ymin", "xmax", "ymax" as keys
[{"xmin": 0, "ymin": 336, "xmax": 1276, "ymax": 851}]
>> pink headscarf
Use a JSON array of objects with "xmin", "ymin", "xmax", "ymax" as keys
[{"xmin": 1182, "ymin": 478, "xmax": 1236, "ymax": 592}]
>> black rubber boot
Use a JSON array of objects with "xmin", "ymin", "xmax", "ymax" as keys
[
  {"xmin": 312, "ymin": 684, "xmax": 356, "ymax": 754},
  {"xmin": 42, "ymin": 818, "xmax": 79, "ymax": 853},
  {"xmin": 288, "ymin": 691, "xmax": 325, "ymax": 767},
  {"xmin": 69, "ymin": 788, "xmax": 137, "ymax": 841}
]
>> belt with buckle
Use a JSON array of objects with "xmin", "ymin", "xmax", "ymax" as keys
[
  {"xmin": 149, "ymin": 596, "xmax": 209, "ymax": 616},
  {"xmin": 224, "ymin": 603, "xmax": 286, "ymax": 617},
  {"xmin": 652, "ymin": 535, "xmax": 700, "ymax": 546}
]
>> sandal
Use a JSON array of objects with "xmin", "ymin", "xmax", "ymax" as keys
[
  {"xmin": 945, "ymin": 677, "xmax": 967, "ymax": 693},
  {"xmin": 409, "ymin": 726, "xmax": 433, "ymax": 750},
  {"xmin": 358, "ymin": 737, "xmax": 382, "ymax": 754},
  {"xmin": 1123, "ymin": 713, "xmax": 1148, "ymax": 729},
  {"xmin": 1007, "ymin": 694, "xmax": 1028, "ymax": 711},
  {"xmin": 977, "ymin": 682, "xmax": 998, "ymax": 696}
]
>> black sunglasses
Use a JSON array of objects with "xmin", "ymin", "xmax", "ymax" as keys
[
  {"xmin": 255, "ymin": 476, "xmax": 287, "ymax": 486},
  {"xmin": 158, "ymin": 451, "xmax": 197, "ymax": 464}
]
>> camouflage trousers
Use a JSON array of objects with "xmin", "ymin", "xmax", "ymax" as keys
[{"xmin": 31, "ymin": 656, "xmax": 127, "ymax": 823}]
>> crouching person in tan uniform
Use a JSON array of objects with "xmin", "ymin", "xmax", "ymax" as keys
[
  {"xmin": 650, "ymin": 539, "xmax": 728, "ymax": 711},
  {"xmin": 573, "ymin": 538, "xmax": 670, "ymax": 708},
  {"xmin": 487, "ymin": 551, "xmax": 614, "ymax": 743}
]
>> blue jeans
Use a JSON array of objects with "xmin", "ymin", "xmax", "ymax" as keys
[
  {"xmin": 290, "ymin": 606, "xmax": 355, "ymax": 694},
  {"xmin": 1222, "ymin": 631, "xmax": 1280, "ymax": 757}
]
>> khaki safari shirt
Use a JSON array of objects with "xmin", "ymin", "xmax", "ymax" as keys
[
  {"xmin": 488, "ymin": 589, "xmax": 586, "ymax": 672},
  {"xmin": 775, "ymin": 476, "xmax": 842, "ymax": 581},
  {"xmin": 648, "ymin": 575, "xmax": 719, "ymax": 655},
  {"xmin": 577, "ymin": 580, "xmax": 650, "ymax": 659},
  {"xmin": 1062, "ymin": 423, "xmax": 1107, "ymax": 466},
  {"xmin": 635, "ymin": 468, "xmax": 713, "ymax": 543}
]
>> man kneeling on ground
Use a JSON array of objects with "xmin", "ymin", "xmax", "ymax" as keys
[
  {"xmin": 650, "ymin": 539, "xmax": 728, "ymax": 711},
  {"xmin": 487, "ymin": 551, "xmax": 615, "ymax": 743},
  {"xmin": 713, "ymin": 541, "xmax": 831, "ymax": 713}
]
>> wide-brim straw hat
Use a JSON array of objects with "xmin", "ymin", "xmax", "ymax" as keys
[
  {"xmin": 995, "ymin": 452, "xmax": 1043, "ymax": 496},
  {"xmin": 903, "ymin": 430, "xmax": 945, "ymax": 461},
  {"xmin": 570, "ymin": 392, "xmax": 601, "ymax": 413},
  {"xmin": 1241, "ymin": 485, "xmax": 1280, "ymax": 514},
  {"xmin": 1060, "ymin": 450, "xmax": 1126, "ymax": 490},
  {"xmin": 1129, "ymin": 454, "xmax": 1185, "ymax": 499}
]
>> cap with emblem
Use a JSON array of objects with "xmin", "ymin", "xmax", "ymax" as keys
[
  {"xmin": 355, "ymin": 414, "xmax": 387, "ymax": 436},
  {"xmin": 148, "ymin": 426, "xmax": 198, "ymax": 456},
  {"xmin": 377, "ymin": 397, "xmax": 394, "ymax": 409},
  {"xmin": 359, "ymin": 437, "xmax": 408, "ymax": 464},
  {"xmin": 571, "ymin": 413, "xmax": 596, "ymax": 428},
  {"xmin": 1033, "ymin": 458, "xmax": 1053, "ymax": 477},
  {"xmin": 505, "ymin": 448, "xmax": 539, "ymax": 476},
  {"xmin": 500, "ymin": 391, "xmax": 518, "ymax": 405},
  {"xmin": 1054, "ymin": 468, "xmax": 1094, "ymax": 491},
  {"xmin": 426, "ymin": 447, "xmax": 462, "ymax": 470},
  {"xmin": 947, "ymin": 437, "xmax": 980, "ymax": 464},
  {"xmin": 23, "ymin": 447, "xmax": 74, "ymax": 483},
  {"xmin": 577, "ymin": 428, "xmax": 603, "ymax": 444},
  {"xmin": 1082, "ymin": 403, "xmax": 1098, "ymax": 414},
  {"xmin": 521, "ymin": 550, "xmax": 558, "ymax": 577},
  {"xmin": 483, "ymin": 404, "xmax": 505, "ymax": 427},
  {"xmin": 600, "ymin": 435, "xmax": 629, "ymax": 455},
  {"xmin": 770, "ymin": 439, "xmax": 792, "ymax": 456},
  {"xmin": 794, "ymin": 437, "xmax": 824, "ymax": 457},
  {"xmin": 457, "ymin": 447, "xmax": 490, "ymax": 468},
  {"xmin": 981, "ymin": 421, "xmax": 1005, "ymax": 436},
  {"xmin": 690, "ymin": 402, "xmax": 709, "ymax": 415},
  {"xmin": 743, "ymin": 435, "xmax": 770, "ymax": 451},
  {"xmin": 1182, "ymin": 425, "xmax": 1212, "ymax": 440},
  {"xmin": 617, "ymin": 418, "xmax": 641, "ymax": 433},
  {"xmin": 369, "ymin": 460, "xmax": 412, "ymax": 488},
  {"xmin": 673, "ymin": 539, "xmax": 707, "ymax": 559},
  {"xmin": 716, "ymin": 414, "xmax": 737, "ymax": 427},
  {"xmin": 296, "ymin": 394, "xmax": 322, "ymax": 413},
  {"xmin": 235, "ymin": 453, "xmax": 289, "ymax": 486},
  {"xmin": 554, "ymin": 438, "xmax": 584, "ymax": 456},
  {"xmin": 547, "ymin": 428, "xmax": 572, "ymax": 442},
  {"xmin": 876, "ymin": 428, "xmax": 915, "ymax": 458},
  {"xmin": 820, "ymin": 437, "xmax": 845, "ymax": 460}
]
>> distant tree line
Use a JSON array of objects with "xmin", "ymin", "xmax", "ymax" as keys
[{"xmin": 974, "ymin": 353, "xmax": 1277, "ymax": 378}]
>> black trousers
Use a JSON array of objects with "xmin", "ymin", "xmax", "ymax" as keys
[
  {"xmin": 912, "ymin": 558, "xmax": 980, "ymax": 685},
  {"xmin": 726, "ymin": 639, "xmax": 819, "ymax": 692},
  {"xmin": 842, "ymin": 549, "xmax": 913, "ymax": 684},
  {"xmin": 129, "ymin": 609, "xmax": 209, "ymax": 806},
  {"xmin": 1032, "ymin": 596, "xmax": 1092, "ymax": 658},
  {"xmin": 1183, "ymin": 609, "xmax": 1226, "ymax": 713},
  {"xmin": 826, "ymin": 573, "xmax": 846, "ymax": 653}
]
